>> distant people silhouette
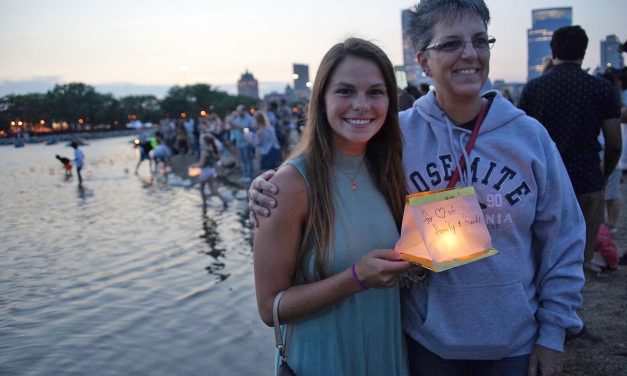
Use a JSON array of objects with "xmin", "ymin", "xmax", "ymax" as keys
[{"xmin": 70, "ymin": 142, "xmax": 84, "ymax": 187}]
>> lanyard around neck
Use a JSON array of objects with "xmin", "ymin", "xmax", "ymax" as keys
[{"xmin": 447, "ymin": 100, "xmax": 489, "ymax": 189}]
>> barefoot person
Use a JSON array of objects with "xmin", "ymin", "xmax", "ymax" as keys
[
  {"xmin": 55, "ymin": 154, "xmax": 73, "ymax": 178},
  {"xmin": 191, "ymin": 134, "xmax": 227, "ymax": 210},
  {"xmin": 70, "ymin": 142, "xmax": 84, "ymax": 187}
]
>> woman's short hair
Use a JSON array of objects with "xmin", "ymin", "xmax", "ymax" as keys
[{"xmin": 407, "ymin": 0, "xmax": 491, "ymax": 52}]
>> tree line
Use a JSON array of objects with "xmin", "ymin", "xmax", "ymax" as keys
[{"xmin": 0, "ymin": 82, "xmax": 257, "ymax": 135}]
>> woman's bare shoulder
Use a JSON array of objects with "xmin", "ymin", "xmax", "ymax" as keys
[
  {"xmin": 270, "ymin": 164, "xmax": 307, "ymax": 195},
  {"xmin": 260, "ymin": 164, "xmax": 308, "ymax": 223}
]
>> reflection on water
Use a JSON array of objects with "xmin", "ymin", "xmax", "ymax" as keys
[
  {"xmin": 0, "ymin": 138, "xmax": 273, "ymax": 375},
  {"xmin": 201, "ymin": 215, "xmax": 229, "ymax": 282}
]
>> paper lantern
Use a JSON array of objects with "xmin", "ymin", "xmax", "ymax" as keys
[
  {"xmin": 188, "ymin": 166, "xmax": 201, "ymax": 177},
  {"xmin": 395, "ymin": 186, "xmax": 497, "ymax": 272}
]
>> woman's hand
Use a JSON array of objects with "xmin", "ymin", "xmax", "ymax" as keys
[
  {"xmin": 248, "ymin": 169, "xmax": 279, "ymax": 227},
  {"xmin": 528, "ymin": 345, "xmax": 563, "ymax": 376},
  {"xmin": 353, "ymin": 250, "xmax": 413, "ymax": 289}
]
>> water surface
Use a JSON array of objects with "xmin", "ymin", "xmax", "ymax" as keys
[{"xmin": 0, "ymin": 137, "xmax": 274, "ymax": 375}]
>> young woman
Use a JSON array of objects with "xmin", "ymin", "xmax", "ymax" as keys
[
  {"xmin": 253, "ymin": 38, "xmax": 412, "ymax": 375},
  {"xmin": 252, "ymin": 111, "xmax": 282, "ymax": 171}
]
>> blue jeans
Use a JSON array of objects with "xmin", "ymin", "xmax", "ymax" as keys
[
  {"xmin": 238, "ymin": 145, "xmax": 253, "ymax": 179},
  {"xmin": 406, "ymin": 334, "xmax": 529, "ymax": 376}
]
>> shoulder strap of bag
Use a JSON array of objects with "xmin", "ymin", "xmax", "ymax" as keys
[
  {"xmin": 273, "ymin": 291, "xmax": 293, "ymax": 361},
  {"xmin": 447, "ymin": 100, "xmax": 489, "ymax": 189}
]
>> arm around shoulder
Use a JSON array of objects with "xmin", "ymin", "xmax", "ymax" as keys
[
  {"xmin": 253, "ymin": 164, "xmax": 309, "ymax": 325},
  {"xmin": 253, "ymin": 165, "xmax": 389, "ymax": 326}
]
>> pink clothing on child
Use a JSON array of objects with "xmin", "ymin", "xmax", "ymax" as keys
[{"xmin": 595, "ymin": 224, "xmax": 619, "ymax": 270}]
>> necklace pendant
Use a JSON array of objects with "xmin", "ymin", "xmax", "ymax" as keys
[{"xmin": 351, "ymin": 182, "xmax": 358, "ymax": 191}]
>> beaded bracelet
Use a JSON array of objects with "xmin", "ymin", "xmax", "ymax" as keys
[{"xmin": 351, "ymin": 263, "xmax": 369, "ymax": 290}]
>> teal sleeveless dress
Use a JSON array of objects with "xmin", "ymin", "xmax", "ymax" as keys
[{"xmin": 279, "ymin": 151, "xmax": 408, "ymax": 376}]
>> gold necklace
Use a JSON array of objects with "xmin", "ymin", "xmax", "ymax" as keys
[{"xmin": 336, "ymin": 158, "xmax": 365, "ymax": 191}]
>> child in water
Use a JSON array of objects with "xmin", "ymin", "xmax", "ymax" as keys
[
  {"xmin": 151, "ymin": 132, "xmax": 171, "ymax": 182},
  {"xmin": 191, "ymin": 134, "xmax": 228, "ymax": 210},
  {"xmin": 55, "ymin": 154, "xmax": 73, "ymax": 178}
]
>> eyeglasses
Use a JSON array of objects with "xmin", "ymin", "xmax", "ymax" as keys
[{"xmin": 423, "ymin": 36, "xmax": 496, "ymax": 53}]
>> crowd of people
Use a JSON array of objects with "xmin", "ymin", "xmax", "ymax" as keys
[
  {"xmin": 120, "ymin": 2, "xmax": 627, "ymax": 372},
  {"xmin": 246, "ymin": 1, "xmax": 626, "ymax": 375},
  {"xmin": 180, "ymin": 102, "xmax": 299, "ymax": 169},
  {"xmin": 131, "ymin": 100, "xmax": 309, "ymax": 209}
]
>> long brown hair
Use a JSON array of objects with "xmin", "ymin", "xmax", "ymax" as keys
[{"xmin": 288, "ymin": 38, "xmax": 406, "ymax": 280}]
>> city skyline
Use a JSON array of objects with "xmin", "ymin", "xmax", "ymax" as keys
[
  {"xmin": 1, "ymin": 0, "xmax": 625, "ymax": 98},
  {"xmin": 527, "ymin": 7, "xmax": 572, "ymax": 81},
  {"xmin": 601, "ymin": 35, "xmax": 624, "ymax": 69}
]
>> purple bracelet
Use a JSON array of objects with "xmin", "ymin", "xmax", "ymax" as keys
[{"xmin": 351, "ymin": 263, "xmax": 369, "ymax": 290}]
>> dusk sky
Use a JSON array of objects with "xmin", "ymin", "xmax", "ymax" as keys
[{"xmin": 1, "ymin": 0, "xmax": 625, "ymax": 97}]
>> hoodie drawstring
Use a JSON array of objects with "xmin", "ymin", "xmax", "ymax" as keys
[
  {"xmin": 459, "ymin": 132, "xmax": 472, "ymax": 186},
  {"xmin": 445, "ymin": 121, "xmax": 464, "ymax": 185}
]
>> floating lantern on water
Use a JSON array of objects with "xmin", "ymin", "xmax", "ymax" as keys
[{"xmin": 188, "ymin": 166, "xmax": 201, "ymax": 177}]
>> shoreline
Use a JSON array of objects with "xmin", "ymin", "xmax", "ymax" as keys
[{"xmin": 0, "ymin": 129, "xmax": 140, "ymax": 146}]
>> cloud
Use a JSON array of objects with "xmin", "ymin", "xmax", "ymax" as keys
[{"xmin": 0, "ymin": 76, "xmax": 61, "ymax": 96}]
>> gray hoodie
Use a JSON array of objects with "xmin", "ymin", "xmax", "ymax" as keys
[{"xmin": 399, "ymin": 90, "xmax": 585, "ymax": 359}]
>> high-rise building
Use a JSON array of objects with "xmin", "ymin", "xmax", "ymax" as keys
[
  {"xmin": 401, "ymin": 8, "xmax": 425, "ymax": 86},
  {"xmin": 527, "ymin": 7, "xmax": 572, "ymax": 81},
  {"xmin": 601, "ymin": 35, "xmax": 624, "ymax": 69},
  {"xmin": 237, "ymin": 70, "xmax": 259, "ymax": 99},
  {"xmin": 394, "ymin": 65, "xmax": 408, "ymax": 90},
  {"xmin": 292, "ymin": 64, "xmax": 311, "ymax": 100}
]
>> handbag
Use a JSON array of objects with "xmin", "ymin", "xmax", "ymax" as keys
[{"xmin": 273, "ymin": 291, "xmax": 296, "ymax": 376}]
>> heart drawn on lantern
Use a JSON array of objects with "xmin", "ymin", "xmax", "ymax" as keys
[{"xmin": 435, "ymin": 207, "xmax": 446, "ymax": 218}]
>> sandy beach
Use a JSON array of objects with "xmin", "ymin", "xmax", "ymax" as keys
[
  {"xmin": 564, "ymin": 265, "xmax": 627, "ymax": 375},
  {"xmin": 563, "ymin": 179, "xmax": 627, "ymax": 375}
]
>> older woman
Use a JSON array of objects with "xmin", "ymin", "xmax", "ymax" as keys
[
  {"xmin": 250, "ymin": 1, "xmax": 585, "ymax": 375},
  {"xmin": 398, "ymin": 2, "xmax": 584, "ymax": 375}
]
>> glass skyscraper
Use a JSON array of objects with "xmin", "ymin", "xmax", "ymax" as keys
[
  {"xmin": 527, "ymin": 7, "xmax": 572, "ymax": 80},
  {"xmin": 600, "ymin": 35, "xmax": 624, "ymax": 69}
]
